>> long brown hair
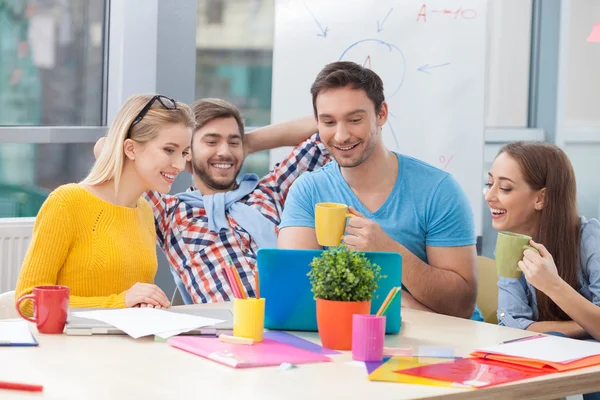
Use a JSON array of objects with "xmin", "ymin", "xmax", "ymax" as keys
[{"xmin": 498, "ymin": 142, "xmax": 580, "ymax": 321}]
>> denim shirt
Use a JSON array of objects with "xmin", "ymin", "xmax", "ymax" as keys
[{"xmin": 497, "ymin": 216, "xmax": 600, "ymax": 329}]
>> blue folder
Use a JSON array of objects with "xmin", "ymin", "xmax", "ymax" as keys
[{"xmin": 257, "ymin": 248, "xmax": 402, "ymax": 334}]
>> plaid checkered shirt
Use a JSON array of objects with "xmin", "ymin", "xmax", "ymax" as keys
[{"xmin": 145, "ymin": 134, "xmax": 329, "ymax": 303}]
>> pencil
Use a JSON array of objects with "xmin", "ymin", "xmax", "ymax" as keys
[
  {"xmin": 376, "ymin": 287, "xmax": 398, "ymax": 316},
  {"xmin": 228, "ymin": 258, "xmax": 247, "ymax": 299},
  {"xmin": 379, "ymin": 288, "xmax": 401, "ymax": 316},
  {"xmin": 254, "ymin": 269, "xmax": 260, "ymax": 299},
  {"xmin": 224, "ymin": 265, "xmax": 241, "ymax": 299}
]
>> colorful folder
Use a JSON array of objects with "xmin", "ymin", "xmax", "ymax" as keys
[
  {"xmin": 368, "ymin": 356, "xmax": 456, "ymax": 387},
  {"xmin": 168, "ymin": 336, "xmax": 331, "ymax": 368},
  {"xmin": 398, "ymin": 358, "xmax": 552, "ymax": 388}
]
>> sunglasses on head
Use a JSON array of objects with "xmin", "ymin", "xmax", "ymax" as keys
[{"xmin": 127, "ymin": 95, "xmax": 177, "ymax": 138}]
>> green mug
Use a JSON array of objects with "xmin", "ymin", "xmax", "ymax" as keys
[{"xmin": 495, "ymin": 232, "xmax": 539, "ymax": 278}]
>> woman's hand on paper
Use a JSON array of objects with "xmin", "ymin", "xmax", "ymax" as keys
[
  {"xmin": 133, "ymin": 303, "xmax": 168, "ymax": 309},
  {"xmin": 125, "ymin": 283, "xmax": 171, "ymax": 308},
  {"xmin": 518, "ymin": 240, "xmax": 562, "ymax": 295}
]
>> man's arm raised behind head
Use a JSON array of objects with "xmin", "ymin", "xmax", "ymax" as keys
[{"xmin": 244, "ymin": 116, "xmax": 317, "ymax": 155}]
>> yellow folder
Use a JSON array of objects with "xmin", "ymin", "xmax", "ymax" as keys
[{"xmin": 368, "ymin": 356, "xmax": 456, "ymax": 387}]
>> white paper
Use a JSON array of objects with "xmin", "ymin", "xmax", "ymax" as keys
[
  {"xmin": 72, "ymin": 309, "xmax": 225, "ymax": 339},
  {"xmin": 477, "ymin": 335, "xmax": 600, "ymax": 363},
  {"xmin": 0, "ymin": 320, "xmax": 36, "ymax": 345}
]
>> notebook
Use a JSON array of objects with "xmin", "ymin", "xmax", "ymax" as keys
[
  {"xmin": 471, "ymin": 334, "xmax": 600, "ymax": 372},
  {"xmin": 0, "ymin": 320, "xmax": 38, "ymax": 346},
  {"xmin": 167, "ymin": 336, "xmax": 332, "ymax": 368},
  {"xmin": 257, "ymin": 248, "xmax": 402, "ymax": 333}
]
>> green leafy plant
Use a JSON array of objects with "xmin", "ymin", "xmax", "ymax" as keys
[{"xmin": 308, "ymin": 245, "xmax": 385, "ymax": 302}]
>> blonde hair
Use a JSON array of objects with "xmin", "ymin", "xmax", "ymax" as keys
[{"xmin": 82, "ymin": 94, "xmax": 195, "ymax": 191}]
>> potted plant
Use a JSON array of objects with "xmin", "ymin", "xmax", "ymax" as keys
[{"xmin": 308, "ymin": 245, "xmax": 384, "ymax": 350}]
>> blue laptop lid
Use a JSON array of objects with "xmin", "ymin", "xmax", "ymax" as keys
[{"xmin": 257, "ymin": 248, "xmax": 402, "ymax": 334}]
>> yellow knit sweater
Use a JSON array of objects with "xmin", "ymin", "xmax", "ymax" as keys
[{"xmin": 16, "ymin": 184, "xmax": 158, "ymax": 316}]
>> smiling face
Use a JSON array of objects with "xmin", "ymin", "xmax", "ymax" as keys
[
  {"xmin": 191, "ymin": 117, "xmax": 244, "ymax": 193},
  {"xmin": 315, "ymin": 85, "xmax": 387, "ymax": 168},
  {"xmin": 485, "ymin": 152, "xmax": 545, "ymax": 236},
  {"xmin": 132, "ymin": 123, "xmax": 192, "ymax": 193}
]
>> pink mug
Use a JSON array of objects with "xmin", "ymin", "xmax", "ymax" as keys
[
  {"xmin": 16, "ymin": 285, "xmax": 70, "ymax": 334},
  {"xmin": 352, "ymin": 314, "xmax": 386, "ymax": 362}
]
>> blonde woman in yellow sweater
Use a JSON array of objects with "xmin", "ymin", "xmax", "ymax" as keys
[{"xmin": 16, "ymin": 94, "xmax": 195, "ymax": 316}]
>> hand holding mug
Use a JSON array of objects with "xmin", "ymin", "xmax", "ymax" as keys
[
  {"xmin": 518, "ymin": 240, "xmax": 561, "ymax": 294},
  {"xmin": 343, "ymin": 207, "xmax": 392, "ymax": 252}
]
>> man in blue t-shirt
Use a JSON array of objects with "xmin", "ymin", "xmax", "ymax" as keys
[{"xmin": 277, "ymin": 61, "xmax": 478, "ymax": 319}]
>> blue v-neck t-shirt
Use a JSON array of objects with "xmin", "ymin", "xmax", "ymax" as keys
[{"xmin": 279, "ymin": 152, "xmax": 476, "ymax": 263}]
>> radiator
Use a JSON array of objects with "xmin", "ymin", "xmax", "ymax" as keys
[{"xmin": 0, "ymin": 218, "xmax": 35, "ymax": 293}]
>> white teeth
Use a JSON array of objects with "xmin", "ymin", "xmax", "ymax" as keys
[
  {"xmin": 161, "ymin": 172, "xmax": 176, "ymax": 180},
  {"xmin": 338, "ymin": 143, "xmax": 358, "ymax": 151},
  {"xmin": 491, "ymin": 208, "xmax": 506, "ymax": 214},
  {"xmin": 213, "ymin": 164, "xmax": 233, "ymax": 169}
]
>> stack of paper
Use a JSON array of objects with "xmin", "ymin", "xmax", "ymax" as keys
[
  {"xmin": 72, "ymin": 308, "xmax": 224, "ymax": 339},
  {"xmin": 470, "ymin": 335, "xmax": 600, "ymax": 372},
  {"xmin": 0, "ymin": 320, "xmax": 38, "ymax": 346}
]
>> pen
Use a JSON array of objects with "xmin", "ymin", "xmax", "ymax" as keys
[{"xmin": 0, "ymin": 381, "xmax": 44, "ymax": 392}]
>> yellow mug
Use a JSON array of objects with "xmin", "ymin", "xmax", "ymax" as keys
[
  {"xmin": 315, "ymin": 202, "xmax": 354, "ymax": 247},
  {"xmin": 233, "ymin": 298, "xmax": 265, "ymax": 342}
]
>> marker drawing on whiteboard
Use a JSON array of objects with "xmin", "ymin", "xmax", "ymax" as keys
[
  {"xmin": 417, "ymin": 62, "xmax": 451, "ymax": 74},
  {"xmin": 416, "ymin": 4, "xmax": 427, "ymax": 22},
  {"xmin": 339, "ymin": 39, "xmax": 405, "ymax": 98},
  {"xmin": 363, "ymin": 55, "xmax": 372, "ymax": 69},
  {"xmin": 377, "ymin": 8, "xmax": 394, "ymax": 33},
  {"xmin": 386, "ymin": 121, "xmax": 400, "ymax": 149},
  {"xmin": 439, "ymin": 155, "xmax": 454, "ymax": 170},
  {"xmin": 418, "ymin": 5, "xmax": 478, "ymax": 22},
  {"xmin": 430, "ymin": 7, "xmax": 478, "ymax": 20},
  {"xmin": 303, "ymin": 2, "xmax": 328, "ymax": 37}
]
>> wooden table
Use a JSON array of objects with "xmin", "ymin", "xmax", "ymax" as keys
[{"xmin": 2, "ymin": 305, "xmax": 600, "ymax": 399}]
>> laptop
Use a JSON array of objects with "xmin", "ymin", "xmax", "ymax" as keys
[
  {"xmin": 257, "ymin": 248, "xmax": 402, "ymax": 334},
  {"xmin": 65, "ymin": 307, "xmax": 233, "ymax": 336}
]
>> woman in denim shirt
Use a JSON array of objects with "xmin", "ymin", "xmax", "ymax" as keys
[{"xmin": 485, "ymin": 142, "xmax": 600, "ymax": 341}]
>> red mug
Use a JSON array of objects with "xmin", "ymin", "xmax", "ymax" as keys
[{"xmin": 16, "ymin": 285, "xmax": 70, "ymax": 334}]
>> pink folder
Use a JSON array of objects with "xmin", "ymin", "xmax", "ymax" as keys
[{"xmin": 168, "ymin": 336, "xmax": 332, "ymax": 368}]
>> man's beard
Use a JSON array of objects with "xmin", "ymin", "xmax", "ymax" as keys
[{"xmin": 191, "ymin": 160, "xmax": 241, "ymax": 191}]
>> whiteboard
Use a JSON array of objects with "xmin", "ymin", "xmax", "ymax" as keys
[{"xmin": 270, "ymin": 0, "xmax": 487, "ymax": 236}]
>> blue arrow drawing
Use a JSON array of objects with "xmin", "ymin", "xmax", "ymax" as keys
[
  {"xmin": 377, "ymin": 8, "xmax": 394, "ymax": 33},
  {"xmin": 303, "ymin": 2, "xmax": 328, "ymax": 37},
  {"xmin": 417, "ymin": 63, "xmax": 451, "ymax": 74}
]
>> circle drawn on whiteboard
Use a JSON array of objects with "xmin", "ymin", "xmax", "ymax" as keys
[{"xmin": 338, "ymin": 39, "xmax": 406, "ymax": 99}]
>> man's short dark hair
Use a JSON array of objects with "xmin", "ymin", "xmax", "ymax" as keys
[
  {"xmin": 190, "ymin": 98, "xmax": 245, "ymax": 139},
  {"xmin": 310, "ymin": 61, "xmax": 385, "ymax": 117}
]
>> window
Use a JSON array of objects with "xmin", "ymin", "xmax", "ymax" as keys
[
  {"xmin": 196, "ymin": 0, "xmax": 274, "ymax": 177},
  {"xmin": 0, "ymin": 0, "xmax": 105, "ymax": 126},
  {"xmin": 0, "ymin": 0, "xmax": 106, "ymax": 217}
]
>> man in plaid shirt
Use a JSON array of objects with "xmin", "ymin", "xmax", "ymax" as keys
[{"xmin": 145, "ymin": 99, "xmax": 330, "ymax": 303}]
